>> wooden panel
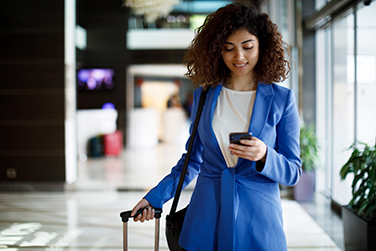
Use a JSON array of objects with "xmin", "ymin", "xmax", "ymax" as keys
[
  {"xmin": 0, "ymin": 63, "xmax": 64, "ymax": 90},
  {"xmin": 0, "ymin": 156, "xmax": 65, "ymax": 181},
  {"xmin": 0, "ymin": 0, "xmax": 67, "ymax": 185},
  {"xmin": 0, "ymin": 125, "xmax": 65, "ymax": 152},
  {"xmin": 0, "ymin": 0, "xmax": 64, "ymax": 30},
  {"xmin": 0, "ymin": 32, "xmax": 64, "ymax": 60},
  {"xmin": 0, "ymin": 94, "xmax": 64, "ymax": 120}
]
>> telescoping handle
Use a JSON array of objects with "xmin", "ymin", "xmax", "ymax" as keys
[
  {"xmin": 120, "ymin": 208, "xmax": 163, "ymax": 251},
  {"xmin": 120, "ymin": 208, "xmax": 163, "ymax": 222}
]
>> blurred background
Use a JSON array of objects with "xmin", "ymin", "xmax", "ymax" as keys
[{"xmin": 0, "ymin": 0, "xmax": 376, "ymax": 249}]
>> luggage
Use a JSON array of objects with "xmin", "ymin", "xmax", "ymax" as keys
[
  {"xmin": 120, "ymin": 208, "xmax": 163, "ymax": 251},
  {"xmin": 103, "ymin": 130, "xmax": 123, "ymax": 157},
  {"xmin": 88, "ymin": 135, "xmax": 103, "ymax": 157}
]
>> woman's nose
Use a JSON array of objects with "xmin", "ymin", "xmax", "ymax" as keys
[{"xmin": 234, "ymin": 49, "xmax": 244, "ymax": 60}]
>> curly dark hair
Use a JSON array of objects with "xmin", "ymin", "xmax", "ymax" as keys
[{"xmin": 184, "ymin": 3, "xmax": 290, "ymax": 87}]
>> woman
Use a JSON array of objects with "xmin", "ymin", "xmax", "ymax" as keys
[{"xmin": 131, "ymin": 3, "xmax": 301, "ymax": 251}]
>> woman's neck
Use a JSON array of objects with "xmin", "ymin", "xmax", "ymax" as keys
[{"xmin": 224, "ymin": 75, "xmax": 257, "ymax": 91}]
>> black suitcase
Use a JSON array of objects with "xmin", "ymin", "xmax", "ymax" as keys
[
  {"xmin": 120, "ymin": 208, "xmax": 163, "ymax": 251},
  {"xmin": 88, "ymin": 135, "xmax": 103, "ymax": 157}
]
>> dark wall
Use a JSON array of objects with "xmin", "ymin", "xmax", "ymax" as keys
[{"xmin": 0, "ymin": 0, "xmax": 66, "ymax": 183}]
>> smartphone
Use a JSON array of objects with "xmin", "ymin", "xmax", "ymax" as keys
[{"xmin": 229, "ymin": 132, "xmax": 253, "ymax": 145}]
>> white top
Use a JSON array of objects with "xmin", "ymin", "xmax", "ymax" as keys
[{"xmin": 212, "ymin": 87, "xmax": 256, "ymax": 168}]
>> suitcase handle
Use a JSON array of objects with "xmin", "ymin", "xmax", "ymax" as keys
[{"xmin": 120, "ymin": 208, "xmax": 162, "ymax": 222}]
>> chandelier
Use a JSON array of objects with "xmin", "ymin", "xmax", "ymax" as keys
[{"xmin": 123, "ymin": 0, "xmax": 180, "ymax": 23}]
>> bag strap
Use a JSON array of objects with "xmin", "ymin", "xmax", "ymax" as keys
[{"xmin": 169, "ymin": 87, "xmax": 209, "ymax": 217}]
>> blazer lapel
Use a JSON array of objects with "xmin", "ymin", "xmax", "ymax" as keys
[
  {"xmin": 237, "ymin": 83, "xmax": 274, "ymax": 167},
  {"xmin": 248, "ymin": 83, "xmax": 274, "ymax": 138}
]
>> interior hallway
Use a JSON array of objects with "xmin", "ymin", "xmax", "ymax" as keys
[{"xmin": 0, "ymin": 142, "xmax": 343, "ymax": 251}]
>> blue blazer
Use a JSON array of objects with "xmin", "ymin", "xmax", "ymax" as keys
[{"xmin": 145, "ymin": 83, "xmax": 302, "ymax": 251}]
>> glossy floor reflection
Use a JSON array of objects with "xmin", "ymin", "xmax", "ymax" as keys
[{"xmin": 0, "ymin": 142, "xmax": 343, "ymax": 250}]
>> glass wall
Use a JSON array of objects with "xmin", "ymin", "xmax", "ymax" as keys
[
  {"xmin": 356, "ymin": 2, "xmax": 376, "ymax": 145},
  {"xmin": 315, "ymin": 2, "xmax": 376, "ymax": 205},
  {"xmin": 332, "ymin": 12, "xmax": 354, "ymax": 205},
  {"xmin": 316, "ymin": 25, "xmax": 332, "ymax": 195}
]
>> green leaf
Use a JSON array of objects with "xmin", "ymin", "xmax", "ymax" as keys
[
  {"xmin": 364, "ymin": 201, "xmax": 376, "ymax": 219},
  {"xmin": 340, "ymin": 163, "xmax": 351, "ymax": 180},
  {"xmin": 357, "ymin": 201, "xmax": 369, "ymax": 216},
  {"xmin": 300, "ymin": 123, "xmax": 320, "ymax": 172},
  {"xmin": 340, "ymin": 140, "xmax": 376, "ymax": 222}
]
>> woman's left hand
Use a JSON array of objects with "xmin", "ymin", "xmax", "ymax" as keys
[{"xmin": 228, "ymin": 136, "xmax": 267, "ymax": 163}]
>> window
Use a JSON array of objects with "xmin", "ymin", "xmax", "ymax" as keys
[
  {"xmin": 331, "ymin": 12, "xmax": 354, "ymax": 205},
  {"xmin": 356, "ymin": 2, "xmax": 376, "ymax": 145},
  {"xmin": 315, "ymin": 2, "xmax": 376, "ymax": 205},
  {"xmin": 316, "ymin": 26, "xmax": 332, "ymax": 195}
]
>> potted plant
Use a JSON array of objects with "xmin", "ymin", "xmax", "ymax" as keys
[
  {"xmin": 294, "ymin": 123, "xmax": 320, "ymax": 202},
  {"xmin": 340, "ymin": 141, "xmax": 376, "ymax": 251}
]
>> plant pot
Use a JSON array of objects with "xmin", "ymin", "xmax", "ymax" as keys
[
  {"xmin": 293, "ymin": 170, "xmax": 315, "ymax": 202},
  {"xmin": 342, "ymin": 206, "xmax": 376, "ymax": 251}
]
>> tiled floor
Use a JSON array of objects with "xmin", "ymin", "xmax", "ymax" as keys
[
  {"xmin": 299, "ymin": 194, "xmax": 344, "ymax": 250},
  {"xmin": 0, "ymin": 142, "xmax": 343, "ymax": 250}
]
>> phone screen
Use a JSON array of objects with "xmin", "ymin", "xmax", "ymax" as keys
[{"xmin": 229, "ymin": 132, "xmax": 253, "ymax": 145}]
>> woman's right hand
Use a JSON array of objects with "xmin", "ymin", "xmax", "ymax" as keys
[{"xmin": 131, "ymin": 198, "xmax": 155, "ymax": 222}]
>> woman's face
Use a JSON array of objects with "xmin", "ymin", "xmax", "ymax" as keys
[{"xmin": 222, "ymin": 29, "xmax": 259, "ymax": 79}]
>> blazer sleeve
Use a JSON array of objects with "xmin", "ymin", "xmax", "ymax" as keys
[
  {"xmin": 144, "ymin": 88, "xmax": 204, "ymax": 209},
  {"xmin": 256, "ymin": 89, "xmax": 302, "ymax": 186}
]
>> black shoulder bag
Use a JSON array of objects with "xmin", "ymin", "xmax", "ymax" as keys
[{"xmin": 165, "ymin": 87, "xmax": 209, "ymax": 251}]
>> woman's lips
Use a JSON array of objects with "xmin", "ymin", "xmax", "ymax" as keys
[{"xmin": 234, "ymin": 62, "xmax": 247, "ymax": 69}]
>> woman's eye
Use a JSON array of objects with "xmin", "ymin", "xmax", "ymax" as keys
[
  {"xmin": 244, "ymin": 47, "xmax": 253, "ymax": 50},
  {"xmin": 224, "ymin": 48, "xmax": 233, "ymax": 52}
]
